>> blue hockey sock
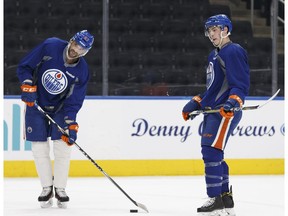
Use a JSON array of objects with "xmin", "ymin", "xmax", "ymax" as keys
[
  {"xmin": 201, "ymin": 146, "xmax": 224, "ymax": 197},
  {"xmin": 222, "ymin": 160, "xmax": 229, "ymax": 193}
]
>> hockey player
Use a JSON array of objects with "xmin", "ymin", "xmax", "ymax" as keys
[
  {"xmin": 182, "ymin": 15, "xmax": 250, "ymax": 215},
  {"xmin": 17, "ymin": 30, "xmax": 94, "ymax": 208}
]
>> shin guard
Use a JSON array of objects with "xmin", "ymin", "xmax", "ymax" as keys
[
  {"xmin": 221, "ymin": 160, "xmax": 229, "ymax": 193},
  {"xmin": 201, "ymin": 146, "xmax": 224, "ymax": 197},
  {"xmin": 53, "ymin": 139, "xmax": 72, "ymax": 188},
  {"xmin": 32, "ymin": 141, "xmax": 53, "ymax": 187}
]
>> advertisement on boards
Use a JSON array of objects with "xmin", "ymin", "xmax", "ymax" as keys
[{"xmin": 4, "ymin": 97, "xmax": 284, "ymax": 161}]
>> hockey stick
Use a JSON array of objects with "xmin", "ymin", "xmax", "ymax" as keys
[
  {"xmin": 189, "ymin": 89, "xmax": 280, "ymax": 116},
  {"xmin": 34, "ymin": 102, "xmax": 149, "ymax": 213}
]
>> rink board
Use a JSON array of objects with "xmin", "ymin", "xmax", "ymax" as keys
[
  {"xmin": 3, "ymin": 96, "xmax": 285, "ymax": 177},
  {"xmin": 4, "ymin": 159, "xmax": 284, "ymax": 177}
]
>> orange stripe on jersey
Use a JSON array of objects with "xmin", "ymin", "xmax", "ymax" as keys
[{"xmin": 212, "ymin": 116, "xmax": 233, "ymax": 150}]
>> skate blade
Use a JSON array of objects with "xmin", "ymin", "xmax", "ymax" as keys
[
  {"xmin": 57, "ymin": 200, "xmax": 68, "ymax": 209},
  {"xmin": 40, "ymin": 198, "xmax": 53, "ymax": 208},
  {"xmin": 198, "ymin": 209, "xmax": 228, "ymax": 216}
]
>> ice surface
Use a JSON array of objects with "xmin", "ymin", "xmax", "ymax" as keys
[{"xmin": 4, "ymin": 175, "xmax": 284, "ymax": 216}]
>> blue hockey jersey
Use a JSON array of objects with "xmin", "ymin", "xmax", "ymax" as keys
[
  {"xmin": 17, "ymin": 37, "xmax": 90, "ymax": 121},
  {"xmin": 200, "ymin": 42, "xmax": 250, "ymax": 109}
]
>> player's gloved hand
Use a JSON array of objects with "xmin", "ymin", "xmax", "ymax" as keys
[
  {"xmin": 61, "ymin": 121, "xmax": 79, "ymax": 146},
  {"xmin": 220, "ymin": 95, "xmax": 243, "ymax": 118},
  {"xmin": 182, "ymin": 95, "xmax": 202, "ymax": 121},
  {"xmin": 20, "ymin": 80, "xmax": 37, "ymax": 107}
]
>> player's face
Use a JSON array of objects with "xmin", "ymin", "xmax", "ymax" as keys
[
  {"xmin": 67, "ymin": 41, "xmax": 89, "ymax": 59},
  {"xmin": 206, "ymin": 26, "xmax": 222, "ymax": 46}
]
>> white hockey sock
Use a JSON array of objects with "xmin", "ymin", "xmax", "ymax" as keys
[
  {"xmin": 53, "ymin": 139, "xmax": 72, "ymax": 188},
  {"xmin": 32, "ymin": 141, "xmax": 53, "ymax": 187}
]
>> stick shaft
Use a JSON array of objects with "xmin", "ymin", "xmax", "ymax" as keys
[
  {"xmin": 189, "ymin": 89, "xmax": 280, "ymax": 116},
  {"xmin": 34, "ymin": 102, "xmax": 148, "ymax": 212}
]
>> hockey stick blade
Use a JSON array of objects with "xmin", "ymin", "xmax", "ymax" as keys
[
  {"xmin": 34, "ymin": 102, "xmax": 149, "ymax": 213},
  {"xmin": 74, "ymin": 145, "xmax": 149, "ymax": 213},
  {"xmin": 256, "ymin": 88, "xmax": 280, "ymax": 109},
  {"xmin": 136, "ymin": 202, "xmax": 149, "ymax": 213},
  {"xmin": 189, "ymin": 89, "xmax": 280, "ymax": 115}
]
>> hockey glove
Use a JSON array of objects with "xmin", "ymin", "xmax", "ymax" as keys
[
  {"xmin": 182, "ymin": 95, "xmax": 202, "ymax": 121},
  {"xmin": 220, "ymin": 95, "xmax": 243, "ymax": 118},
  {"xmin": 61, "ymin": 121, "xmax": 79, "ymax": 146},
  {"xmin": 20, "ymin": 80, "xmax": 37, "ymax": 107}
]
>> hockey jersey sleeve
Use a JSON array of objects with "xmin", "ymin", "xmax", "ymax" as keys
[
  {"xmin": 224, "ymin": 45, "xmax": 250, "ymax": 102},
  {"xmin": 17, "ymin": 40, "xmax": 47, "ymax": 83}
]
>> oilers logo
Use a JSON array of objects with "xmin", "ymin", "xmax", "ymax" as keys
[
  {"xmin": 206, "ymin": 62, "xmax": 214, "ymax": 89},
  {"xmin": 42, "ymin": 69, "xmax": 68, "ymax": 95}
]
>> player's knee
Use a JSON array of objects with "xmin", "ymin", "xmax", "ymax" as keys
[
  {"xmin": 201, "ymin": 145, "xmax": 224, "ymax": 163},
  {"xmin": 53, "ymin": 139, "xmax": 72, "ymax": 158}
]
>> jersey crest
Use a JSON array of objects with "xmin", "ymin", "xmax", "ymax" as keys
[
  {"xmin": 42, "ymin": 69, "xmax": 68, "ymax": 95},
  {"xmin": 206, "ymin": 62, "xmax": 214, "ymax": 89}
]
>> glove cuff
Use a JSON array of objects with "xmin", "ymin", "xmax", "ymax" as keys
[
  {"xmin": 21, "ymin": 84, "xmax": 37, "ymax": 92},
  {"xmin": 68, "ymin": 123, "xmax": 79, "ymax": 132},
  {"xmin": 229, "ymin": 95, "xmax": 243, "ymax": 108},
  {"xmin": 192, "ymin": 95, "xmax": 202, "ymax": 107}
]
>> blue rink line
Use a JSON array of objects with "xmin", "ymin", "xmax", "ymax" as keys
[{"xmin": 3, "ymin": 95, "xmax": 285, "ymax": 101}]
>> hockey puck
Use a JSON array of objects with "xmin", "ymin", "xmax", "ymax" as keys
[{"xmin": 130, "ymin": 209, "xmax": 138, "ymax": 213}]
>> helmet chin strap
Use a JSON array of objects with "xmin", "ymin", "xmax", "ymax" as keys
[{"xmin": 210, "ymin": 31, "xmax": 231, "ymax": 48}]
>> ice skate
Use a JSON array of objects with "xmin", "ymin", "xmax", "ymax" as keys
[
  {"xmin": 197, "ymin": 196, "xmax": 228, "ymax": 216},
  {"xmin": 222, "ymin": 186, "xmax": 235, "ymax": 216},
  {"xmin": 38, "ymin": 186, "xmax": 54, "ymax": 208},
  {"xmin": 55, "ymin": 188, "xmax": 69, "ymax": 209}
]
